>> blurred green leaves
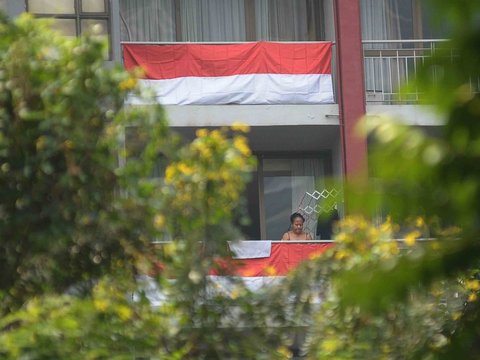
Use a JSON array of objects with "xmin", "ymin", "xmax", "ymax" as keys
[
  {"xmin": 316, "ymin": 1, "xmax": 480, "ymax": 358},
  {"xmin": 0, "ymin": 13, "xmax": 289, "ymax": 359}
]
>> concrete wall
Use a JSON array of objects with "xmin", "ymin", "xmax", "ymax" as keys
[
  {"xmin": 164, "ymin": 104, "xmax": 340, "ymax": 127},
  {"xmin": 366, "ymin": 104, "xmax": 445, "ymax": 126}
]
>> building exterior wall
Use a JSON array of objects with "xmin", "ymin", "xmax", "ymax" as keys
[{"xmin": 3, "ymin": 0, "xmax": 446, "ymax": 239}]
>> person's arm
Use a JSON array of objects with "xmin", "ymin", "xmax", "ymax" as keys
[
  {"xmin": 306, "ymin": 233, "xmax": 313, "ymax": 240},
  {"xmin": 281, "ymin": 232, "xmax": 289, "ymax": 241}
]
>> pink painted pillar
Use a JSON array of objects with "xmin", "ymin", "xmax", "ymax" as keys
[{"xmin": 333, "ymin": 0, "xmax": 368, "ymax": 178}]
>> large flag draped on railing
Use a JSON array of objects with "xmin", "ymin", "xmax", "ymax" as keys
[
  {"xmin": 213, "ymin": 241, "xmax": 333, "ymax": 291},
  {"xmin": 123, "ymin": 42, "xmax": 334, "ymax": 105},
  {"xmin": 139, "ymin": 242, "xmax": 334, "ymax": 306}
]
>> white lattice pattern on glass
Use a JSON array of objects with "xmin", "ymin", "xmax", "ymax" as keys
[{"xmin": 295, "ymin": 187, "xmax": 343, "ymax": 239}]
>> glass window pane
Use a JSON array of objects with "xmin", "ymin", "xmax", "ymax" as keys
[
  {"xmin": 119, "ymin": 0, "xmax": 176, "ymax": 42},
  {"xmin": 264, "ymin": 176, "xmax": 293, "ymax": 240},
  {"xmin": 81, "ymin": 19, "xmax": 108, "ymax": 36},
  {"xmin": 254, "ymin": 0, "xmax": 324, "ymax": 41},
  {"xmin": 81, "ymin": 19, "xmax": 110, "ymax": 57},
  {"xmin": 420, "ymin": 3, "xmax": 451, "ymax": 39},
  {"xmin": 180, "ymin": 0, "xmax": 246, "ymax": 41},
  {"xmin": 82, "ymin": 0, "xmax": 106, "ymax": 13},
  {"xmin": 50, "ymin": 18, "xmax": 77, "ymax": 37},
  {"xmin": 28, "ymin": 0, "xmax": 75, "ymax": 14},
  {"xmin": 262, "ymin": 158, "xmax": 325, "ymax": 240},
  {"xmin": 360, "ymin": 0, "xmax": 415, "ymax": 40}
]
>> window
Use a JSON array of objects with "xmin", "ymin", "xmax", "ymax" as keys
[
  {"xmin": 123, "ymin": 128, "xmax": 333, "ymax": 240},
  {"xmin": 237, "ymin": 154, "xmax": 331, "ymax": 240},
  {"xmin": 361, "ymin": 0, "xmax": 450, "ymax": 41},
  {"xmin": 361, "ymin": 0, "xmax": 452, "ymax": 102},
  {"xmin": 26, "ymin": 0, "xmax": 111, "ymax": 58},
  {"xmin": 119, "ymin": 0, "xmax": 325, "ymax": 42}
]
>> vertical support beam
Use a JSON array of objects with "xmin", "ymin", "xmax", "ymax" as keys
[
  {"xmin": 333, "ymin": 0, "xmax": 367, "ymax": 179},
  {"xmin": 110, "ymin": 0, "xmax": 122, "ymax": 64}
]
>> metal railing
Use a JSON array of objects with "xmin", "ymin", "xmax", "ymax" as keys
[
  {"xmin": 362, "ymin": 39, "xmax": 451, "ymax": 104},
  {"xmin": 121, "ymin": 39, "xmax": 478, "ymax": 105}
]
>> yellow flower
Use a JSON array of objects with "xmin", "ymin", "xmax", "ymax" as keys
[
  {"xmin": 118, "ymin": 77, "xmax": 137, "ymax": 91},
  {"xmin": 334, "ymin": 249, "xmax": 349, "ymax": 260},
  {"xmin": 94, "ymin": 299, "xmax": 109, "ymax": 312},
  {"xmin": 321, "ymin": 339, "xmax": 341, "ymax": 353},
  {"xmin": 230, "ymin": 288, "xmax": 241, "ymax": 300},
  {"xmin": 276, "ymin": 346, "xmax": 292, "ymax": 359},
  {"xmin": 35, "ymin": 135, "xmax": 47, "ymax": 151},
  {"xmin": 231, "ymin": 121, "xmax": 250, "ymax": 133},
  {"xmin": 264, "ymin": 265, "xmax": 277, "ymax": 276},
  {"xmin": 195, "ymin": 141, "xmax": 212, "ymax": 158},
  {"xmin": 389, "ymin": 242, "xmax": 400, "ymax": 254},
  {"xmin": 404, "ymin": 230, "xmax": 421, "ymax": 247},
  {"xmin": 468, "ymin": 293, "xmax": 477, "ymax": 302},
  {"xmin": 335, "ymin": 233, "xmax": 348, "ymax": 243},
  {"xmin": 451, "ymin": 311, "xmax": 462, "ymax": 321},
  {"xmin": 26, "ymin": 301, "xmax": 41, "ymax": 319},
  {"xmin": 233, "ymin": 136, "xmax": 251, "ymax": 156},
  {"xmin": 210, "ymin": 129, "xmax": 224, "ymax": 142},
  {"xmin": 368, "ymin": 228, "xmax": 379, "ymax": 242},
  {"xmin": 380, "ymin": 219, "xmax": 392, "ymax": 233},
  {"xmin": 164, "ymin": 165, "xmax": 176, "ymax": 183},
  {"xmin": 116, "ymin": 305, "xmax": 133, "ymax": 321},
  {"xmin": 356, "ymin": 242, "xmax": 368, "ymax": 253},
  {"xmin": 357, "ymin": 218, "xmax": 369, "ymax": 229},
  {"xmin": 153, "ymin": 214, "xmax": 165, "ymax": 229},
  {"xmin": 430, "ymin": 286, "xmax": 444, "ymax": 297},
  {"xmin": 163, "ymin": 242, "xmax": 177, "ymax": 257},
  {"xmin": 196, "ymin": 128, "xmax": 208, "ymax": 138},
  {"xmin": 308, "ymin": 251, "xmax": 323, "ymax": 260},
  {"xmin": 178, "ymin": 162, "xmax": 194, "ymax": 176},
  {"xmin": 465, "ymin": 279, "xmax": 480, "ymax": 291},
  {"xmin": 380, "ymin": 242, "xmax": 399, "ymax": 256},
  {"xmin": 415, "ymin": 216, "xmax": 425, "ymax": 227}
]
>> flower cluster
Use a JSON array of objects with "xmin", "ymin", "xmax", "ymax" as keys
[
  {"xmin": 332, "ymin": 215, "xmax": 400, "ymax": 268},
  {"xmin": 161, "ymin": 124, "xmax": 255, "ymax": 228}
]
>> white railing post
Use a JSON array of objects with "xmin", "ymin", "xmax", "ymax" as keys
[{"xmin": 362, "ymin": 39, "xmax": 449, "ymax": 104}]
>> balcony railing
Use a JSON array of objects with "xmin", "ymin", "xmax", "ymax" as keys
[
  {"xmin": 122, "ymin": 39, "xmax": 478, "ymax": 105},
  {"xmin": 363, "ymin": 39, "xmax": 453, "ymax": 104}
]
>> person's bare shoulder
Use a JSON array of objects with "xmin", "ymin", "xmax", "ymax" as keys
[
  {"xmin": 281, "ymin": 232, "xmax": 289, "ymax": 241},
  {"xmin": 306, "ymin": 233, "xmax": 313, "ymax": 240}
]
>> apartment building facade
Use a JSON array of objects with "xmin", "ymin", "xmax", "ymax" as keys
[{"xmin": 1, "ymin": 0, "xmax": 448, "ymax": 240}]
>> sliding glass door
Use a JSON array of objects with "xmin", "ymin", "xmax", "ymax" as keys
[{"xmin": 257, "ymin": 155, "xmax": 328, "ymax": 240}]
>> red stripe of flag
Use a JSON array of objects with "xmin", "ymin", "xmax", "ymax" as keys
[
  {"xmin": 212, "ymin": 242, "xmax": 333, "ymax": 277},
  {"xmin": 123, "ymin": 42, "xmax": 332, "ymax": 80}
]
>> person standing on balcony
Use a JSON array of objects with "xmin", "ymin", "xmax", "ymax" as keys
[{"xmin": 281, "ymin": 212, "xmax": 312, "ymax": 241}]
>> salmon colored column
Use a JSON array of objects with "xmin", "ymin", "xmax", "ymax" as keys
[{"xmin": 333, "ymin": 0, "xmax": 368, "ymax": 178}]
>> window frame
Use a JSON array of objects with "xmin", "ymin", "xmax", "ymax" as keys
[
  {"xmin": 120, "ymin": 0, "xmax": 325, "ymax": 43},
  {"xmin": 26, "ymin": 0, "xmax": 112, "ymax": 58},
  {"xmin": 255, "ymin": 151, "xmax": 333, "ymax": 240}
]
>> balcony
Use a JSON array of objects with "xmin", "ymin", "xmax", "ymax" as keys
[{"xmin": 362, "ymin": 39, "xmax": 468, "ymax": 104}]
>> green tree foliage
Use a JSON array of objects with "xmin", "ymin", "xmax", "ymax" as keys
[
  {"xmin": 277, "ymin": 216, "xmax": 470, "ymax": 359},
  {"xmin": 0, "ymin": 13, "xmax": 163, "ymax": 313},
  {"xmin": 294, "ymin": 0, "xmax": 480, "ymax": 358},
  {"xmin": 0, "ymin": 14, "xmax": 289, "ymax": 359},
  {"xmin": 2, "ymin": 0, "xmax": 480, "ymax": 358}
]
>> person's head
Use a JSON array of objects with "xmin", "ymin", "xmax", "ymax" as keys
[{"xmin": 290, "ymin": 212, "xmax": 305, "ymax": 234}]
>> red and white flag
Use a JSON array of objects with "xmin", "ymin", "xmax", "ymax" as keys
[
  {"xmin": 138, "ymin": 242, "xmax": 333, "ymax": 306},
  {"xmin": 123, "ymin": 42, "xmax": 333, "ymax": 105},
  {"xmin": 211, "ymin": 241, "xmax": 333, "ymax": 292}
]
